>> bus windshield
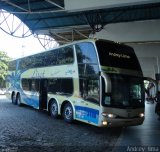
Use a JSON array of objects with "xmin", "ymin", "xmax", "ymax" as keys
[
  {"xmin": 96, "ymin": 40, "xmax": 142, "ymax": 71},
  {"xmin": 103, "ymin": 74, "xmax": 145, "ymax": 108}
]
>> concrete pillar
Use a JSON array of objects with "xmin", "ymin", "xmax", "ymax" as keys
[
  {"xmin": 155, "ymin": 73, "xmax": 160, "ymax": 102},
  {"xmin": 156, "ymin": 57, "xmax": 160, "ymax": 74}
]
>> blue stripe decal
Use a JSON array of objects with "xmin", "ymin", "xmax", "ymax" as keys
[
  {"xmin": 22, "ymin": 93, "xmax": 39, "ymax": 109},
  {"xmin": 6, "ymin": 70, "xmax": 39, "ymax": 109},
  {"xmin": 75, "ymin": 106, "xmax": 99, "ymax": 124}
]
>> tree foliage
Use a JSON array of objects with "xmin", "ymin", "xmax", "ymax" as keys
[{"xmin": 0, "ymin": 51, "xmax": 11, "ymax": 87}]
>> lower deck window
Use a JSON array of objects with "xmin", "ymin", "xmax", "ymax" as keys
[
  {"xmin": 21, "ymin": 78, "xmax": 73, "ymax": 96},
  {"xmin": 48, "ymin": 78, "xmax": 73, "ymax": 96},
  {"xmin": 22, "ymin": 79, "xmax": 39, "ymax": 92},
  {"xmin": 79, "ymin": 78, "xmax": 100, "ymax": 104}
]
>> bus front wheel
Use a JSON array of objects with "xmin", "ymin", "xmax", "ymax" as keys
[{"xmin": 63, "ymin": 103, "xmax": 73, "ymax": 123}]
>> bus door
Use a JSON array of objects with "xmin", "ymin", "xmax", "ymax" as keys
[{"xmin": 39, "ymin": 79, "xmax": 48, "ymax": 110}]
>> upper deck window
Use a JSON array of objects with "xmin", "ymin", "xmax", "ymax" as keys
[
  {"xmin": 76, "ymin": 42, "xmax": 100, "ymax": 104},
  {"xmin": 76, "ymin": 42, "xmax": 98, "ymax": 64},
  {"xmin": 18, "ymin": 45, "xmax": 74, "ymax": 69}
]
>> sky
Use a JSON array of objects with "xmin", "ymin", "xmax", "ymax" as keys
[
  {"xmin": 0, "ymin": 10, "xmax": 59, "ymax": 60},
  {"xmin": 0, "ymin": 29, "xmax": 45, "ymax": 59},
  {"xmin": 0, "ymin": 10, "xmax": 52, "ymax": 59}
]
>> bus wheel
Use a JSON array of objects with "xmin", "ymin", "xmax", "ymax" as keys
[
  {"xmin": 11, "ymin": 93, "xmax": 16, "ymax": 105},
  {"xmin": 16, "ymin": 94, "xmax": 22, "ymax": 106},
  {"xmin": 63, "ymin": 103, "xmax": 73, "ymax": 123},
  {"xmin": 50, "ymin": 101, "xmax": 58, "ymax": 119}
]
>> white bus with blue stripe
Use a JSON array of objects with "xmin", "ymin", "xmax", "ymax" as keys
[{"xmin": 6, "ymin": 39, "xmax": 145, "ymax": 127}]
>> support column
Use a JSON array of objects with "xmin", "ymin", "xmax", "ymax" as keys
[{"xmin": 155, "ymin": 57, "xmax": 160, "ymax": 102}]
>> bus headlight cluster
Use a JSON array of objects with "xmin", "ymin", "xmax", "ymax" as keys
[
  {"xmin": 102, "ymin": 113, "xmax": 117, "ymax": 118},
  {"xmin": 102, "ymin": 121, "xmax": 108, "ymax": 126},
  {"xmin": 107, "ymin": 114, "xmax": 117, "ymax": 118},
  {"xmin": 139, "ymin": 113, "xmax": 145, "ymax": 118}
]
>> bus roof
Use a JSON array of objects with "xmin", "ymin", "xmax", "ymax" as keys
[{"xmin": 10, "ymin": 38, "xmax": 127, "ymax": 61}]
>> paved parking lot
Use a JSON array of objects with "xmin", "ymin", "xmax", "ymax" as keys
[
  {"xmin": 114, "ymin": 102, "xmax": 160, "ymax": 152},
  {"xmin": 0, "ymin": 95, "xmax": 121, "ymax": 152}
]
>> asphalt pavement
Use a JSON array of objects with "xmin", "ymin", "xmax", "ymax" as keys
[
  {"xmin": 2, "ymin": 95, "xmax": 159, "ymax": 152},
  {"xmin": 0, "ymin": 95, "xmax": 121, "ymax": 152}
]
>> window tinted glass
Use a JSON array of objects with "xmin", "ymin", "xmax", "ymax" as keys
[
  {"xmin": 19, "ymin": 45, "xmax": 74, "ymax": 69},
  {"xmin": 102, "ymin": 74, "xmax": 145, "ymax": 108},
  {"xmin": 57, "ymin": 46, "xmax": 74, "ymax": 65},
  {"xmin": 76, "ymin": 42, "xmax": 98, "ymax": 64},
  {"xmin": 78, "ymin": 64, "xmax": 99, "ymax": 76},
  {"xmin": 61, "ymin": 79, "xmax": 73, "ymax": 95},
  {"xmin": 22, "ymin": 79, "xmax": 30, "ymax": 91},
  {"xmin": 42, "ymin": 50, "xmax": 57, "ymax": 66},
  {"xmin": 76, "ymin": 42, "xmax": 100, "ymax": 104},
  {"xmin": 31, "ymin": 79, "xmax": 39, "ymax": 92},
  {"xmin": 22, "ymin": 79, "xmax": 39, "ymax": 91},
  {"xmin": 48, "ymin": 78, "xmax": 73, "ymax": 96},
  {"xmin": 96, "ymin": 40, "xmax": 141, "ymax": 71},
  {"xmin": 79, "ymin": 78, "xmax": 99, "ymax": 103},
  {"xmin": 48, "ymin": 79, "xmax": 61, "ymax": 94}
]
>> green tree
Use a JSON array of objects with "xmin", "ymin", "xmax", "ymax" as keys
[{"xmin": 0, "ymin": 51, "xmax": 11, "ymax": 88}]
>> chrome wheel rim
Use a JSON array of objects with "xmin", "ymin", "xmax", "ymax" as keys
[
  {"xmin": 65, "ymin": 106, "xmax": 72, "ymax": 120},
  {"xmin": 51, "ymin": 103, "xmax": 58, "ymax": 115}
]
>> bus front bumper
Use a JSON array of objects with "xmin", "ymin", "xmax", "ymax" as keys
[{"xmin": 100, "ymin": 117, "xmax": 144, "ymax": 127}]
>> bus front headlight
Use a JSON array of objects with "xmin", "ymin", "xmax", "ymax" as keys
[
  {"xmin": 102, "ymin": 121, "xmax": 108, "ymax": 126},
  {"xmin": 102, "ymin": 113, "xmax": 116, "ymax": 118},
  {"xmin": 139, "ymin": 113, "xmax": 145, "ymax": 118},
  {"xmin": 107, "ymin": 114, "xmax": 117, "ymax": 118}
]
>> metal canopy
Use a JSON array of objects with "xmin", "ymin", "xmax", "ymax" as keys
[{"xmin": 0, "ymin": 0, "xmax": 160, "ymax": 44}]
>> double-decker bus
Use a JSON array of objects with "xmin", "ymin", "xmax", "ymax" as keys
[{"xmin": 6, "ymin": 39, "xmax": 145, "ymax": 127}]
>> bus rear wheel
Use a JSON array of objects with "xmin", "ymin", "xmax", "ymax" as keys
[
  {"xmin": 63, "ymin": 103, "xmax": 73, "ymax": 123},
  {"xmin": 50, "ymin": 101, "xmax": 58, "ymax": 119},
  {"xmin": 11, "ymin": 93, "xmax": 16, "ymax": 105},
  {"xmin": 16, "ymin": 94, "xmax": 22, "ymax": 106}
]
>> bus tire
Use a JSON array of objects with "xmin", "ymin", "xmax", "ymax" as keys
[
  {"xmin": 50, "ymin": 101, "xmax": 58, "ymax": 119},
  {"xmin": 11, "ymin": 93, "xmax": 16, "ymax": 105},
  {"xmin": 16, "ymin": 94, "xmax": 22, "ymax": 106},
  {"xmin": 63, "ymin": 103, "xmax": 73, "ymax": 123}
]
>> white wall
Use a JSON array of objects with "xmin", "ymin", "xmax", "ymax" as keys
[
  {"xmin": 65, "ymin": 0, "xmax": 158, "ymax": 12},
  {"xmin": 129, "ymin": 44, "xmax": 160, "ymax": 79},
  {"xmin": 95, "ymin": 20, "xmax": 160, "ymax": 43}
]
